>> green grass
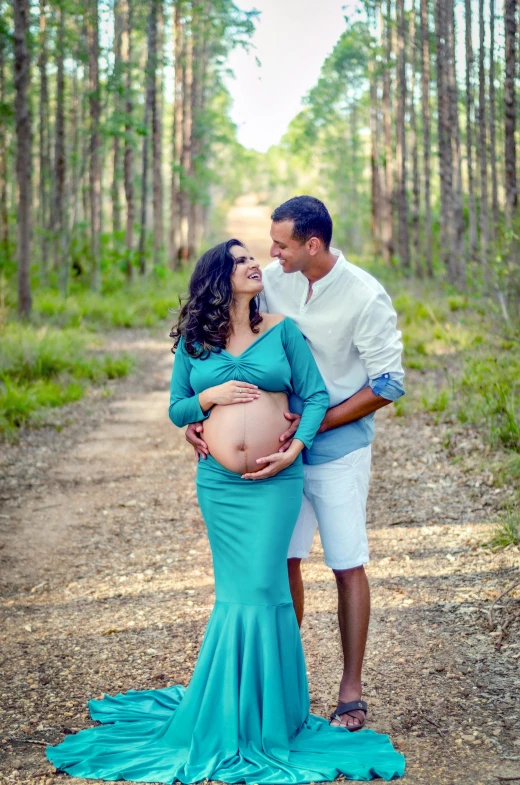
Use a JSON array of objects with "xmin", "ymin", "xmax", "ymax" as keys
[
  {"xmin": 487, "ymin": 511, "xmax": 520, "ymax": 549},
  {"xmin": 31, "ymin": 271, "xmax": 191, "ymax": 331},
  {"xmin": 391, "ymin": 286, "xmax": 520, "ymax": 454},
  {"xmin": 457, "ymin": 353, "xmax": 520, "ymax": 450},
  {"xmin": 0, "ymin": 324, "xmax": 134, "ymax": 435}
]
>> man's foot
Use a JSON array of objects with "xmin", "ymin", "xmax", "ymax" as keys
[{"xmin": 330, "ymin": 699, "xmax": 367, "ymax": 731}]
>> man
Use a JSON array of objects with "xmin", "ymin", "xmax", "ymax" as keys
[{"xmin": 187, "ymin": 196, "xmax": 405, "ymax": 731}]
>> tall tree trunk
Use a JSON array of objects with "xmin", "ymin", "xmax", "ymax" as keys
[
  {"xmin": 189, "ymin": 0, "xmax": 209, "ymax": 257},
  {"xmin": 436, "ymin": 0, "xmax": 455, "ymax": 283},
  {"xmin": 504, "ymin": 0, "xmax": 518, "ymax": 221},
  {"xmin": 188, "ymin": 1, "xmax": 199, "ymax": 260},
  {"xmin": 447, "ymin": 0, "xmax": 465, "ymax": 288},
  {"xmin": 409, "ymin": 0, "xmax": 421, "ymax": 276},
  {"xmin": 13, "ymin": 0, "xmax": 32, "ymax": 317},
  {"xmin": 170, "ymin": 0, "xmax": 184, "ymax": 268},
  {"xmin": 80, "ymin": 21, "xmax": 90, "ymax": 230},
  {"xmin": 112, "ymin": 0, "xmax": 122, "ymax": 237},
  {"xmin": 138, "ymin": 0, "xmax": 157, "ymax": 275},
  {"xmin": 194, "ymin": 2, "xmax": 209, "ymax": 250},
  {"xmin": 152, "ymin": 0, "xmax": 163, "ymax": 266},
  {"xmin": 420, "ymin": 0, "xmax": 433, "ymax": 276},
  {"xmin": 478, "ymin": 0, "xmax": 490, "ymax": 281},
  {"xmin": 70, "ymin": 53, "xmax": 80, "ymax": 230},
  {"xmin": 489, "ymin": 0, "xmax": 499, "ymax": 233},
  {"xmin": 0, "ymin": 14, "xmax": 9, "ymax": 261},
  {"xmin": 180, "ymin": 11, "xmax": 192, "ymax": 260},
  {"xmin": 122, "ymin": 0, "xmax": 134, "ymax": 279},
  {"xmin": 369, "ymin": 56, "xmax": 381, "ymax": 253},
  {"xmin": 380, "ymin": 0, "xmax": 394, "ymax": 263},
  {"xmin": 396, "ymin": 0, "xmax": 410, "ymax": 269},
  {"xmin": 464, "ymin": 0, "xmax": 478, "ymax": 262},
  {"xmin": 38, "ymin": 0, "xmax": 50, "ymax": 284},
  {"xmin": 88, "ymin": 0, "xmax": 101, "ymax": 291},
  {"xmin": 54, "ymin": 2, "xmax": 66, "ymax": 277}
]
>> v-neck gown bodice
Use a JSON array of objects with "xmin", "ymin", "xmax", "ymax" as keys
[{"xmin": 46, "ymin": 317, "xmax": 405, "ymax": 783}]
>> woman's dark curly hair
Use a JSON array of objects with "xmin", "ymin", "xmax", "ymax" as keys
[{"xmin": 170, "ymin": 239, "xmax": 263, "ymax": 358}]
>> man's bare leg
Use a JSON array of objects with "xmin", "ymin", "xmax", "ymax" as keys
[
  {"xmin": 288, "ymin": 557, "xmax": 304, "ymax": 627},
  {"xmin": 330, "ymin": 565, "xmax": 370, "ymax": 730}
]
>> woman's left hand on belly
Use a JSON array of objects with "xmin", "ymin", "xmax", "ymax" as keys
[{"xmin": 241, "ymin": 441, "xmax": 303, "ymax": 481}]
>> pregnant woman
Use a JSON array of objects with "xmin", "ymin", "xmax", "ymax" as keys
[{"xmin": 46, "ymin": 240, "xmax": 404, "ymax": 783}]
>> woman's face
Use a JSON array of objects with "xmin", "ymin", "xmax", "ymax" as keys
[{"xmin": 230, "ymin": 245, "xmax": 263, "ymax": 296}]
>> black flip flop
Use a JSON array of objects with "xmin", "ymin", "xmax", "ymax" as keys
[{"xmin": 329, "ymin": 700, "xmax": 368, "ymax": 732}]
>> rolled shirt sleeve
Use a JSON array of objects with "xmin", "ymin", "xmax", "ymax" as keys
[
  {"xmin": 353, "ymin": 290, "xmax": 405, "ymax": 399},
  {"xmin": 370, "ymin": 374, "xmax": 405, "ymax": 401}
]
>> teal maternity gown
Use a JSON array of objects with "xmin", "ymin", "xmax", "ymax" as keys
[{"xmin": 47, "ymin": 317, "xmax": 405, "ymax": 783}]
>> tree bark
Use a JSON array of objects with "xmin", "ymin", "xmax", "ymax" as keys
[
  {"xmin": 489, "ymin": 0, "xmax": 499, "ymax": 233},
  {"xmin": 464, "ymin": 0, "xmax": 478, "ymax": 262},
  {"xmin": 13, "ymin": 0, "xmax": 32, "ymax": 317},
  {"xmin": 0, "ymin": 8, "xmax": 10, "ymax": 261},
  {"xmin": 38, "ymin": 0, "xmax": 50, "ymax": 284},
  {"xmin": 420, "ymin": 0, "xmax": 433, "ymax": 277},
  {"xmin": 180, "ymin": 10, "xmax": 193, "ymax": 260},
  {"xmin": 138, "ymin": 0, "xmax": 157, "ymax": 275},
  {"xmin": 188, "ymin": 0, "xmax": 200, "ymax": 260},
  {"xmin": 112, "ymin": 0, "xmax": 123, "ymax": 237},
  {"xmin": 478, "ymin": 0, "xmax": 490, "ymax": 280},
  {"xmin": 436, "ymin": 0, "xmax": 455, "ymax": 283},
  {"xmin": 121, "ymin": 0, "xmax": 134, "ymax": 279},
  {"xmin": 170, "ymin": 0, "xmax": 184, "ymax": 268},
  {"xmin": 504, "ymin": 0, "xmax": 517, "ymax": 221},
  {"xmin": 380, "ymin": 0, "xmax": 394, "ymax": 263},
  {"xmin": 88, "ymin": 0, "xmax": 101, "ymax": 292},
  {"xmin": 369, "ymin": 55, "xmax": 381, "ymax": 253},
  {"xmin": 54, "ymin": 1, "xmax": 66, "ymax": 276},
  {"xmin": 409, "ymin": 0, "xmax": 421, "ymax": 276},
  {"xmin": 447, "ymin": 0, "xmax": 465, "ymax": 288},
  {"xmin": 396, "ymin": 0, "xmax": 410, "ymax": 269},
  {"xmin": 152, "ymin": 0, "xmax": 164, "ymax": 266},
  {"xmin": 0, "ymin": 14, "xmax": 9, "ymax": 261}
]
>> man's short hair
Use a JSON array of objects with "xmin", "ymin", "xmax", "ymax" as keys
[{"xmin": 271, "ymin": 196, "xmax": 333, "ymax": 250}]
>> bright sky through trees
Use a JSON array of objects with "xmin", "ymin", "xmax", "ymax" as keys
[{"xmin": 226, "ymin": 0, "xmax": 357, "ymax": 152}]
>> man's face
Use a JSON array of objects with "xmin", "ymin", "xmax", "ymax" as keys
[{"xmin": 269, "ymin": 220, "xmax": 311, "ymax": 274}]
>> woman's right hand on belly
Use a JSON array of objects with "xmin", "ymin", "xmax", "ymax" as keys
[{"xmin": 199, "ymin": 381, "xmax": 260, "ymax": 411}]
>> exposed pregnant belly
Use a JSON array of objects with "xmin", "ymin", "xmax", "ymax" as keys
[{"xmin": 203, "ymin": 391, "xmax": 289, "ymax": 474}]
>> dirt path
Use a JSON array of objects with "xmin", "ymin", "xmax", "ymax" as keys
[
  {"xmin": 1, "ymin": 327, "xmax": 519, "ymax": 785},
  {"xmin": 225, "ymin": 194, "xmax": 272, "ymax": 265}
]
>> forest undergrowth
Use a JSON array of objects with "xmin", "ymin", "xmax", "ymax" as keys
[{"xmin": 0, "ymin": 268, "xmax": 189, "ymax": 435}]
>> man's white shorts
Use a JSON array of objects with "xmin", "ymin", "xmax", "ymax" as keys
[{"xmin": 288, "ymin": 445, "xmax": 372, "ymax": 571}]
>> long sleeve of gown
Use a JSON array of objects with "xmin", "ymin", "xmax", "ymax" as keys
[
  {"xmin": 282, "ymin": 318, "xmax": 329, "ymax": 449},
  {"xmin": 169, "ymin": 339, "xmax": 210, "ymax": 428}
]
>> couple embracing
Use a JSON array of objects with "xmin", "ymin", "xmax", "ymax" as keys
[{"xmin": 47, "ymin": 197, "xmax": 406, "ymax": 783}]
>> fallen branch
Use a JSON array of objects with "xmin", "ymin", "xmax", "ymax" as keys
[
  {"xmin": 421, "ymin": 714, "xmax": 446, "ymax": 737},
  {"xmin": 389, "ymin": 518, "xmax": 416, "ymax": 526},
  {"xmin": 488, "ymin": 578, "xmax": 520, "ymax": 628},
  {"xmin": 6, "ymin": 737, "xmax": 49, "ymax": 747}
]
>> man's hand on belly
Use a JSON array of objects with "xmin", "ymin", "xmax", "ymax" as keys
[
  {"xmin": 277, "ymin": 412, "xmax": 301, "ymax": 452},
  {"xmin": 185, "ymin": 422, "xmax": 209, "ymax": 460}
]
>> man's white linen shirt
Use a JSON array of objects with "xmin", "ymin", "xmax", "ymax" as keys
[{"xmin": 260, "ymin": 249, "xmax": 405, "ymax": 465}]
